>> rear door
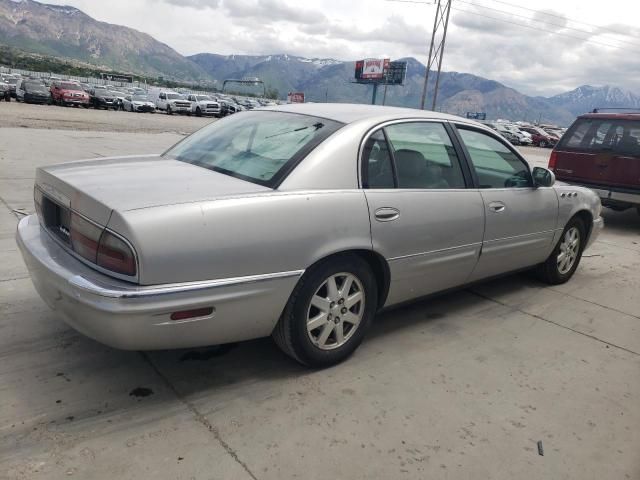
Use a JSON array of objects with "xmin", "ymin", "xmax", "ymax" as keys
[
  {"xmin": 362, "ymin": 121, "xmax": 485, "ymax": 306},
  {"xmin": 454, "ymin": 126, "xmax": 558, "ymax": 281}
]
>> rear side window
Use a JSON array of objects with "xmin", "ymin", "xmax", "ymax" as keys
[
  {"xmin": 384, "ymin": 122, "xmax": 466, "ymax": 189},
  {"xmin": 362, "ymin": 130, "xmax": 395, "ymax": 189},
  {"xmin": 612, "ymin": 121, "xmax": 640, "ymax": 155}
]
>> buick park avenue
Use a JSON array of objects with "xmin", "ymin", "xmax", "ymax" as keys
[{"xmin": 17, "ymin": 104, "xmax": 603, "ymax": 367}]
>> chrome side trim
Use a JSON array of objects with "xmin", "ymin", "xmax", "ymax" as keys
[
  {"xmin": 387, "ymin": 242, "xmax": 482, "ymax": 262},
  {"xmin": 482, "ymin": 229, "xmax": 557, "ymax": 244},
  {"xmin": 68, "ymin": 270, "xmax": 305, "ymax": 299}
]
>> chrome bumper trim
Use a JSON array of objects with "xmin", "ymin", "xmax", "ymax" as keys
[{"xmin": 68, "ymin": 270, "xmax": 305, "ymax": 299}]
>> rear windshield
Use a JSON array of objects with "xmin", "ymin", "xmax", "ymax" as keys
[
  {"xmin": 163, "ymin": 111, "xmax": 343, "ymax": 187},
  {"xmin": 560, "ymin": 118, "xmax": 640, "ymax": 155}
]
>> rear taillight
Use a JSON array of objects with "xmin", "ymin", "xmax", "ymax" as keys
[
  {"xmin": 70, "ymin": 212, "xmax": 102, "ymax": 262},
  {"xmin": 97, "ymin": 230, "xmax": 136, "ymax": 276},
  {"xmin": 548, "ymin": 150, "xmax": 558, "ymax": 171},
  {"xmin": 34, "ymin": 187, "xmax": 43, "ymax": 219},
  {"xmin": 69, "ymin": 212, "xmax": 136, "ymax": 277}
]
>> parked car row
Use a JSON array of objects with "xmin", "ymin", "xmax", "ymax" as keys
[
  {"xmin": 481, "ymin": 120, "xmax": 567, "ymax": 148},
  {"xmin": 1, "ymin": 74, "xmax": 273, "ymax": 118}
]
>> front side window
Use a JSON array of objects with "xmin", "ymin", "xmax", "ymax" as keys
[
  {"xmin": 384, "ymin": 122, "xmax": 466, "ymax": 189},
  {"xmin": 458, "ymin": 128, "xmax": 532, "ymax": 188},
  {"xmin": 164, "ymin": 111, "xmax": 343, "ymax": 187}
]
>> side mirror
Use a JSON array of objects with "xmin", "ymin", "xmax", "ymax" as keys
[{"xmin": 532, "ymin": 166, "xmax": 555, "ymax": 188}]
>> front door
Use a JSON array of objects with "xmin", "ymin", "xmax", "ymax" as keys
[
  {"xmin": 454, "ymin": 126, "xmax": 559, "ymax": 281},
  {"xmin": 362, "ymin": 122, "xmax": 485, "ymax": 307}
]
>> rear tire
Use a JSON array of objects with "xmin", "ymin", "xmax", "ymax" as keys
[
  {"xmin": 535, "ymin": 217, "xmax": 586, "ymax": 285},
  {"xmin": 273, "ymin": 254, "xmax": 377, "ymax": 368}
]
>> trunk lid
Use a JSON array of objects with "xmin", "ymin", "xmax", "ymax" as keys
[{"xmin": 36, "ymin": 155, "xmax": 271, "ymax": 226}]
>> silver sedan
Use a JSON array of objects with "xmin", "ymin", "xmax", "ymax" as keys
[{"xmin": 17, "ymin": 104, "xmax": 604, "ymax": 367}]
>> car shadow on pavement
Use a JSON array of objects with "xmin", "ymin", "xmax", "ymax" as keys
[
  {"xmin": 9, "ymin": 271, "xmax": 542, "ymax": 437},
  {"xmin": 600, "ymin": 208, "xmax": 640, "ymax": 234}
]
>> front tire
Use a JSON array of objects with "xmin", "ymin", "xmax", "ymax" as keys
[
  {"xmin": 167, "ymin": 105, "xmax": 172, "ymax": 115},
  {"xmin": 535, "ymin": 217, "xmax": 585, "ymax": 284},
  {"xmin": 273, "ymin": 255, "xmax": 377, "ymax": 367}
]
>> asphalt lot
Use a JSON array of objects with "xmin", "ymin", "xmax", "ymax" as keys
[{"xmin": 1, "ymin": 105, "xmax": 639, "ymax": 480}]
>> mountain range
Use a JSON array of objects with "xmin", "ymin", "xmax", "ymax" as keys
[{"xmin": 1, "ymin": 0, "xmax": 638, "ymax": 125}]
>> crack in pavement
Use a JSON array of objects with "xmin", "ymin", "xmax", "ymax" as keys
[
  {"xmin": 468, "ymin": 289, "xmax": 640, "ymax": 357},
  {"xmin": 139, "ymin": 352, "xmax": 259, "ymax": 480},
  {"xmin": 0, "ymin": 276, "xmax": 30, "ymax": 283},
  {"xmin": 547, "ymin": 287, "xmax": 640, "ymax": 321}
]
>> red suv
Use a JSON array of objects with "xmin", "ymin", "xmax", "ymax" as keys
[
  {"xmin": 549, "ymin": 111, "xmax": 640, "ymax": 214},
  {"xmin": 50, "ymin": 81, "xmax": 90, "ymax": 107}
]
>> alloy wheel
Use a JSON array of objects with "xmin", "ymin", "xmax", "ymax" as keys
[
  {"xmin": 557, "ymin": 227, "xmax": 580, "ymax": 274},
  {"xmin": 306, "ymin": 272, "xmax": 365, "ymax": 350}
]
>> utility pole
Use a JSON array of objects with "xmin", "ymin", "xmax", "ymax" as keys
[{"xmin": 420, "ymin": 0, "xmax": 452, "ymax": 111}]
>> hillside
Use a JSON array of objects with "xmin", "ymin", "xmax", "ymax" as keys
[
  {"xmin": 190, "ymin": 53, "xmax": 580, "ymax": 125},
  {"xmin": 0, "ymin": 0, "xmax": 209, "ymax": 81},
  {"xmin": 547, "ymin": 85, "xmax": 640, "ymax": 116},
  {"xmin": 1, "ymin": 0, "xmax": 638, "ymax": 125}
]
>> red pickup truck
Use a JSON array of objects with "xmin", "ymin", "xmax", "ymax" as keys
[
  {"xmin": 549, "ymin": 111, "xmax": 640, "ymax": 214},
  {"xmin": 50, "ymin": 81, "xmax": 90, "ymax": 107}
]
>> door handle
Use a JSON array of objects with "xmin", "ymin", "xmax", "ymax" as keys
[
  {"xmin": 489, "ymin": 201, "xmax": 505, "ymax": 213},
  {"xmin": 374, "ymin": 207, "xmax": 400, "ymax": 222}
]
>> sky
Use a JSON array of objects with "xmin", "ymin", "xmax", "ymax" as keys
[{"xmin": 41, "ymin": 0, "xmax": 640, "ymax": 96}]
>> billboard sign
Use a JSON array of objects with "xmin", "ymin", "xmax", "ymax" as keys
[
  {"xmin": 287, "ymin": 92, "xmax": 305, "ymax": 103},
  {"xmin": 100, "ymin": 73, "xmax": 133, "ymax": 83},
  {"xmin": 356, "ymin": 58, "xmax": 390, "ymax": 80},
  {"xmin": 466, "ymin": 112, "xmax": 487, "ymax": 120}
]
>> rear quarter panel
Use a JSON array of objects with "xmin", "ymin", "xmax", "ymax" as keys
[{"xmin": 107, "ymin": 191, "xmax": 373, "ymax": 285}]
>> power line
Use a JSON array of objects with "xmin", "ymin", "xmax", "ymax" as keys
[
  {"xmin": 451, "ymin": 6, "xmax": 628, "ymax": 50},
  {"xmin": 385, "ymin": 0, "xmax": 638, "ymax": 50},
  {"xmin": 479, "ymin": 0, "xmax": 638, "ymax": 39},
  {"xmin": 456, "ymin": 0, "xmax": 640, "ymax": 49},
  {"xmin": 385, "ymin": 0, "xmax": 435, "ymax": 4}
]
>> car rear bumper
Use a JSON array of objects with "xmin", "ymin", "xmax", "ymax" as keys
[{"xmin": 16, "ymin": 215, "xmax": 302, "ymax": 350}]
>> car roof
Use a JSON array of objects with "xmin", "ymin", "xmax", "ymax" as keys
[
  {"xmin": 259, "ymin": 103, "xmax": 482, "ymax": 126},
  {"xmin": 579, "ymin": 113, "xmax": 640, "ymax": 121}
]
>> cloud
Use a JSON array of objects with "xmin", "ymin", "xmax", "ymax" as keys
[
  {"xmin": 223, "ymin": 0, "xmax": 327, "ymax": 25},
  {"xmin": 160, "ymin": 0, "xmax": 221, "ymax": 8},
  {"xmin": 35, "ymin": 0, "xmax": 640, "ymax": 96}
]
